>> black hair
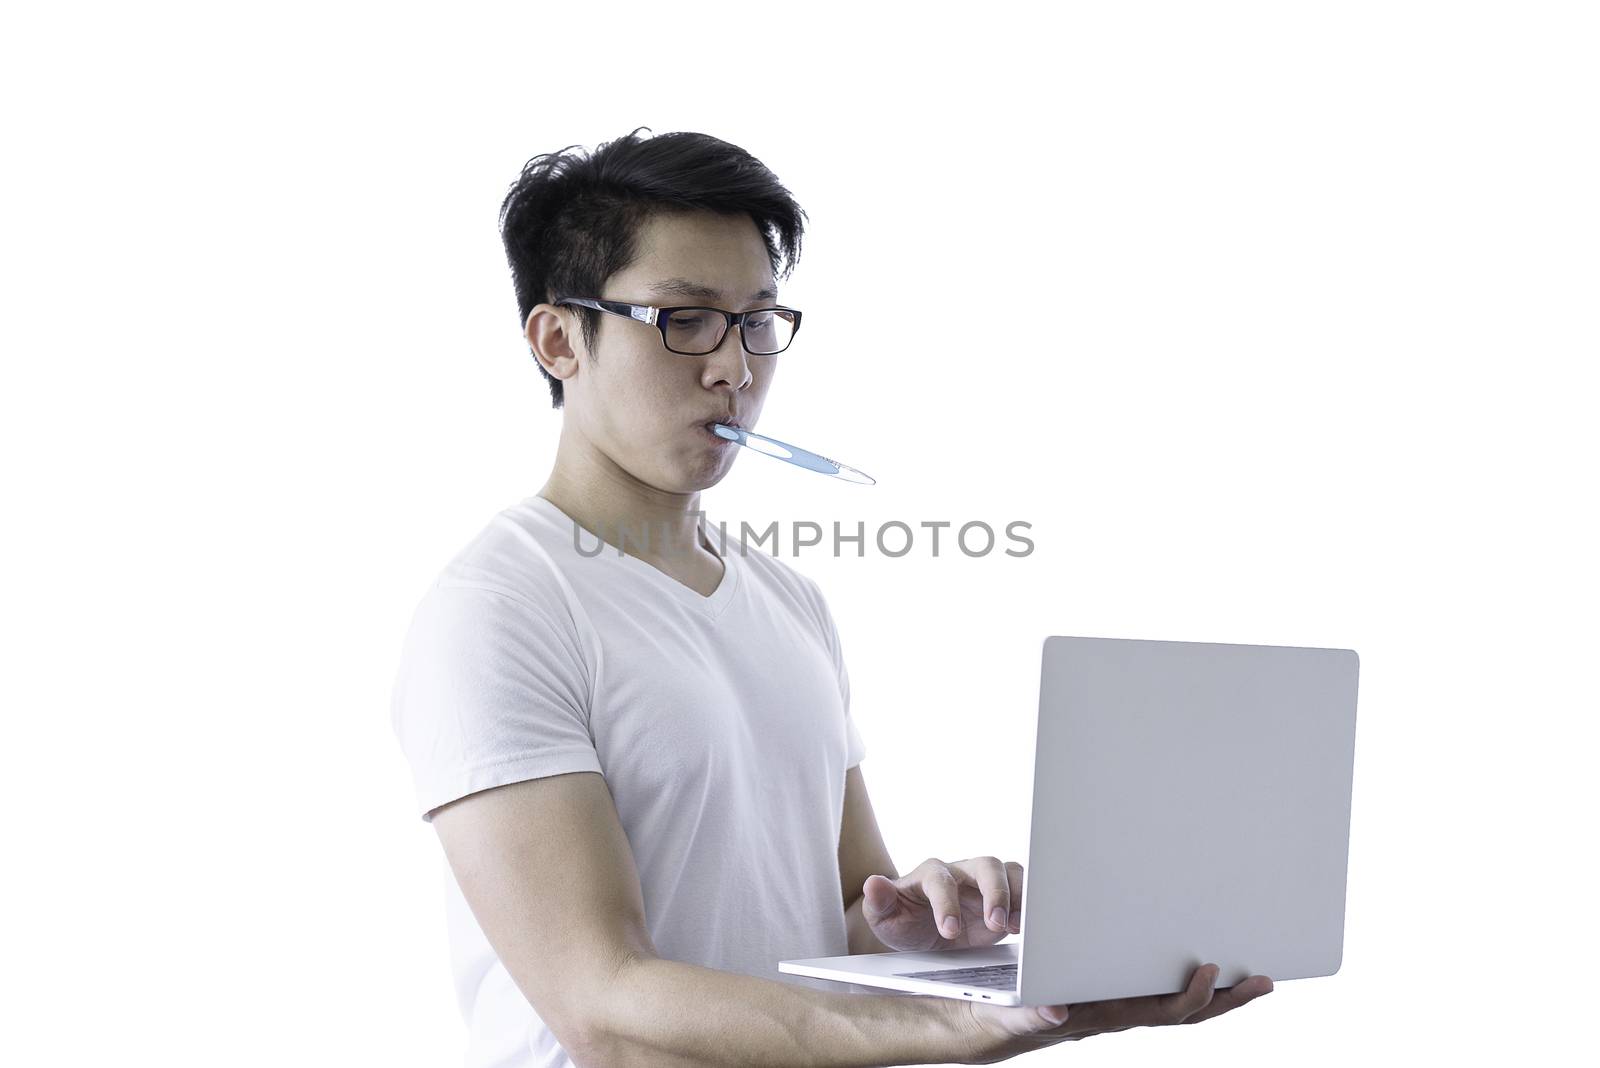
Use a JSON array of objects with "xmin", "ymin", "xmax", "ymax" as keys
[{"xmin": 497, "ymin": 127, "xmax": 809, "ymax": 408}]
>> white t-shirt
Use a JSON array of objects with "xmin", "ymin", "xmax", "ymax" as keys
[{"xmin": 391, "ymin": 494, "xmax": 869, "ymax": 1068}]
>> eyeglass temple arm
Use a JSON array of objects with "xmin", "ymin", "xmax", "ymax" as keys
[{"xmin": 557, "ymin": 297, "xmax": 659, "ymax": 326}]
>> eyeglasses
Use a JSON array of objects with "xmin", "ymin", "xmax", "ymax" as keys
[{"xmin": 554, "ymin": 296, "xmax": 803, "ymax": 356}]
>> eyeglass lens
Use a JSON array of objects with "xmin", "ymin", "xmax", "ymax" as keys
[{"xmin": 664, "ymin": 308, "xmax": 797, "ymax": 355}]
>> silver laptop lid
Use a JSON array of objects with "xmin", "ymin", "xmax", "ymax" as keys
[{"xmin": 1018, "ymin": 636, "xmax": 1359, "ymax": 1005}]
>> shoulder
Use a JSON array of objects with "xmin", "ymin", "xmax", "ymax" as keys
[
  {"xmin": 428, "ymin": 496, "xmax": 585, "ymax": 615},
  {"xmin": 393, "ymin": 500, "xmax": 598, "ymax": 716},
  {"xmin": 397, "ymin": 498, "xmax": 598, "ymax": 671}
]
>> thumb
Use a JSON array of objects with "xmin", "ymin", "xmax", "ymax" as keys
[{"xmin": 860, "ymin": 874, "xmax": 901, "ymax": 921}]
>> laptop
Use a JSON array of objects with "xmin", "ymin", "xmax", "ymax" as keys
[{"xmin": 780, "ymin": 634, "xmax": 1360, "ymax": 1007}]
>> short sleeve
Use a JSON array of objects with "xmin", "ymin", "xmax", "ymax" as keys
[
  {"xmin": 802, "ymin": 576, "xmax": 867, "ymax": 769},
  {"xmin": 390, "ymin": 580, "xmax": 602, "ymax": 822},
  {"xmin": 839, "ymin": 653, "xmax": 867, "ymax": 769}
]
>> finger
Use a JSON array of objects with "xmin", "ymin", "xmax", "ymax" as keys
[
  {"xmin": 859, "ymin": 874, "xmax": 900, "ymax": 922},
  {"xmin": 1160, "ymin": 963, "xmax": 1221, "ymax": 1025},
  {"xmin": 1003, "ymin": 860, "xmax": 1023, "ymax": 933},
  {"xmin": 908, "ymin": 858, "xmax": 966, "ymax": 940},
  {"xmin": 949, "ymin": 856, "xmax": 1012, "ymax": 933},
  {"xmin": 1181, "ymin": 975, "xmax": 1275, "ymax": 1025},
  {"xmin": 1079, "ymin": 962, "xmax": 1219, "ymax": 1031}
]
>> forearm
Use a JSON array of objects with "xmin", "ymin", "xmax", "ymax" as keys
[
  {"xmin": 586, "ymin": 951, "xmax": 973, "ymax": 1068},
  {"xmin": 845, "ymin": 893, "xmax": 893, "ymax": 956}
]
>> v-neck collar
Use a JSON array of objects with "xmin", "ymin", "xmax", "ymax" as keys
[{"xmin": 525, "ymin": 494, "xmax": 741, "ymax": 618}]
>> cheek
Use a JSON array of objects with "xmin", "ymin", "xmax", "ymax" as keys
[{"xmin": 602, "ymin": 350, "xmax": 684, "ymax": 421}]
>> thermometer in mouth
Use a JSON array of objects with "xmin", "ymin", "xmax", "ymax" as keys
[{"xmin": 709, "ymin": 423, "xmax": 876, "ymax": 485}]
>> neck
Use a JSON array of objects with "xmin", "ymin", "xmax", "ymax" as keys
[{"xmin": 538, "ymin": 425, "xmax": 713, "ymax": 564}]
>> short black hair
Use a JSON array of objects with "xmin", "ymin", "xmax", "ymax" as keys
[{"xmin": 498, "ymin": 127, "xmax": 809, "ymax": 408}]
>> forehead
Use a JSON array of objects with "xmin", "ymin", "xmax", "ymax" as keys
[{"xmin": 616, "ymin": 210, "xmax": 778, "ymax": 303}]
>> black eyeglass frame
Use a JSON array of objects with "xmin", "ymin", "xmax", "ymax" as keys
[{"xmin": 553, "ymin": 296, "xmax": 804, "ymax": 356}]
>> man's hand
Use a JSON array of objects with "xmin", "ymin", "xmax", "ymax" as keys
[
  {"xmin": 957, "ymin": 962, "xmax": 1275, "ymax": 1063},
  {"xmin": 860, "ymin": 856, "xmax": 1022, "ymax": 951}
]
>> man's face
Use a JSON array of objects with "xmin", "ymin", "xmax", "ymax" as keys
[{"xmin": 562, "ymin": 209, "xmax": 781, "ymax": 494}]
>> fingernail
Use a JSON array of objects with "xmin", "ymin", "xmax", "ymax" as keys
[
  {"xmin": 990, "ymin": 907, "xmax": 1006, "ymax": 929},
  {"xmin": 941, "ymin": 915, "xmax": 961, "ymax": 938}
]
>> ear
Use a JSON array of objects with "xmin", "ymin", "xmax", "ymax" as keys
[{"xmin": 527, "ymin": 303, "xmax": 584, "ymax": 383}]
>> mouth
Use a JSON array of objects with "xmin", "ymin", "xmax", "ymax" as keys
[{"xmin": 700, "ymin": 418, "xmax": 743, "ymax": 446}]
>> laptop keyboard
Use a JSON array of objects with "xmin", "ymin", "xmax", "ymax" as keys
[{"xmin": 894, "ymin": 962, "xmax": 1018, "ymax": 990}]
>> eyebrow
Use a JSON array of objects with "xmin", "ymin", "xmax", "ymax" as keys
[{"xmin": 647, "ymin": 277, "xmax": 779, "ymax": 304}]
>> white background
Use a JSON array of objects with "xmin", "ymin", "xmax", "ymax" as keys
[{"xmin": 3, "ymin": 2, "xmax": 1596, "ymax": 1065}]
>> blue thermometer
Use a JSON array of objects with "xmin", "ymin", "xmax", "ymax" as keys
[{"xmin": 709, "ymin": 423, "xmax": 876, "ymax": 485}]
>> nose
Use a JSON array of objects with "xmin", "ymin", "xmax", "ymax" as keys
[{"xmin": 700, "ymin": 320, "xmax": 753, "ymax": 390}]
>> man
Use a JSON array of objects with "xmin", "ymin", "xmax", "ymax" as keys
[{"xmin": 390, "ymin": 128, "xmax": 1272, "ymax": 1067}]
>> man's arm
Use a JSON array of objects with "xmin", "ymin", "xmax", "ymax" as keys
[
  {"xmin": 838, "ymin": 764, "xmax": 899, "ymax": 955},
  {"xmin": 431, "ymin": 769, "xmax": 979, "ymax": 1068}
]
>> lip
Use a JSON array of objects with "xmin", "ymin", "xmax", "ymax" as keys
[
  {"xmin": 701, "ymin": 416, "xmax": 744, "ymax": 430},
  {"xmin": 700, "ymin": 422, "xmax": 738, "ymax": 446}
]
